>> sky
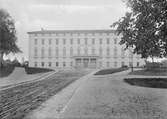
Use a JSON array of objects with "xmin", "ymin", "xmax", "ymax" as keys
[{"xmin": 0, "ymin": 0, "xmax": 128, "ymax": 61}]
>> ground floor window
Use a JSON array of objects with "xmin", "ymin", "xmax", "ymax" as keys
[
  {"xmin": 137, "ymin": 62, "xmax": 139, "ymax": 67},
  {"xmin": 129, "ymin": 62, "xmax": 132, "ymax": 67},
  {"xmin": 107, "ymin": 62, "xmax": 110, "ymax": 67},
  {"xmin": 34, "ymin": 62, "xmax": 37, "ymax": 67},
  {"xmin": 114, "ymin": 61, "xmax": 117, "ymax": 67},
  {"xmin": 121, "ymin": 61, "xmax": 125, "ymax": 67},
  {"xmin": 63, "ymin": 62, "xmax": 66, "ymax": 67},
  {"xmin": 56, "ymin": 62, "xmax": 59, "ymax": 67},
  {"xmin": 48, "ymin": 62, "xmax": 52, "ymax": 67},
  {"xmin": 99, "ymin": 61, "xmax": 102, "ymax": 67},
  {"xmin": 41, "ymin": 62, "xmax": 44, "ymax": 67}
]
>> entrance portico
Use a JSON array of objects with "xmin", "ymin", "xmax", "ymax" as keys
[{"xmin": 73, "ymin": 56, "xmax": 100, "ymax": 68}]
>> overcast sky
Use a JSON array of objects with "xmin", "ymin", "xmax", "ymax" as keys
[{"xmin": 0, "ymin": 0, "xmax": 128, "ymax": 60}]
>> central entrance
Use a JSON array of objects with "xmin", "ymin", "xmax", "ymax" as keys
[{"xmin": 73, "ymin": 56, "xmax": 99, "ymax": 68}]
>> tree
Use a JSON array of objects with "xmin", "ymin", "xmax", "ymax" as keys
[
  {"xmin": 0, "ymin": 9, "xmax": 21, "ymax": 67},
  {"xmin": 112, "ymin": 0, "xmax": 167, "ymax": 62}
]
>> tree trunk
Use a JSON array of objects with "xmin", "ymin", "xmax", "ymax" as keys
[{"xmin": 0, "ymin": 52, "xmax": 4, "ymax": 68}]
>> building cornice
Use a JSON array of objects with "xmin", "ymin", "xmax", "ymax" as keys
[{"xmin": 27, "ymin": 29, "xmax": 116, "ymax": 34}]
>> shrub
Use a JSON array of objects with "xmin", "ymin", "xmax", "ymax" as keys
[{"xmin": 25, "ymin": 67, "xmax": 54, "ymax": 74}]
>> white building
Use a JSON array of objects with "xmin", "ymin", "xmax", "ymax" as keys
[{"xmin": 28, "ymin": 29, "xmax": 145, "ymax": 69}]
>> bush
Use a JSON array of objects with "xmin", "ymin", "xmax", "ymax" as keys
[{"xmin": 25, "ymin": 67, "xmax": 54, "ymax": 74}]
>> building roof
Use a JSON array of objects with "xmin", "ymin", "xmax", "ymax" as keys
[{"xmin": 27, "ymin": 29, "xmax": 116, "ymax": 34}]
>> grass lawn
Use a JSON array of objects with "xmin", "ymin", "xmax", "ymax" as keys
[
  {"xmin": 0, "ymin": 70, "xmax": 89, "ymax": 119},
  {"xmin": 124, "ymin": 78, "xmax": 167, "ymax": 88},
  {"xmin": 129, "ymin": 69, "xmax": 167, "ymax": 76},
  {"xmin": 94, "ymin": 68, "xmax": 128, "ymax": 75}
]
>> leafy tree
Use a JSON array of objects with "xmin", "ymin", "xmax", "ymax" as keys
[
  {"xmin": 0, "ymin": 9, "xmax": 21, "ymax": 67},
  {"xmin": 112, "ymin": 0, "xmax": 167, "ymax": 62}
]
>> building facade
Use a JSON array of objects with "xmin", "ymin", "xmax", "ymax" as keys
[{"xmin": 28, "ymin": 29, "xmax": 145, "ymax": 69}]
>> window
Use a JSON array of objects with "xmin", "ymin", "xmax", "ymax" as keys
[
  {"xmin": 70, "ymin": 38, "xmax": 73, "ymax": 45},
  {"xmin": 106, "ymin": 47, "xmax": 110, "ymax": 56},
  {"xmin": 48, "ymin": 47, "xmax": 52, "ymax": 58},
  {"xmin": 121, "ymin": 62, "xmax": 125, "ymax": 67},
  {"xmin": 56, "ymin": 62, "xmax": 59, "ymax": 67},
  {"xmin": 78, "ymin": 38, "xmax": 80, "ymax": 44},
  {"xmin": 34, "ymin": 34, "xmax": 37, "ymax": 36},
  {"xmin": 114, "ymin": 38, "xmax": 117, "ymax": 44},
  {"xmin": 129, "ymin": 51, "xmax": 133, "ymax": 58},
  {"xmin": 63, "ymin": 47, "xmax": 66, "ymax": 57},
  {"xmin": 34, "ymin": 62, "xmax": 37, "ymax": 67},
  {"xmin": 70, "ymin": 47, "xmax": 73, "ymax": 56},
  {"xmin": 114, "ymin": 47, "xmax": 117, "ymax": 58},
  {"xmin": 84, "ymin": 47, "xmax": 88, "ymax": 55},
  {"xmin": 41, "ymin": 62, "xmax": 44, "ymax": 67},
  {"xmin": 99, "ymin": 38, "xmax": 102, "ymax": 44},
  {"xmin": 49, "ymin": 33, "xmax": 52, "ymax": 36},
  {"xmin": 92, "ymin": 38, "xmax": 95, "ymax": 44},
  {"xmin": 63, "ymin": 39, "xmax": 66, "ymax": 45},
  {"xmin": 42, "ymin": 39, "xmax": 45, "ymax": 45},
  {"xmin": 107, "ymin": 62, "xmax": 110, "ymax": 67},
  {"xmin": 34, "ymin": 39, "xmax": 38, "ymax": 45},
  {"xmin": 56, "ymin": 39, "xmax": 59, "ymax": 45},
  {"xmin": 77, "ymin": 47, "xmax": 81, "ymax": 55},
  {"xmin": 114, "ymin": 61, "xmax": 117, "ymax": 67},
  {"xmin": 99, "ymin": 61, "xmax": 102, "ymax": 67},
  {"xmin": 107, "ymin": 38, "xmax": 110, "ymax": 44},
  {"xmin": 34, "ymin": 47, "xmax": 38, "ymax": 57},
  {"xmin": 49, "ymin": 39, "xmax": 52, "ymax": 45},
  {"xmin": 129, "ymin": 62, "xmax": 133, "ymax": 67},
  {"xmin": 41, "ymin": 47, "xmax": 45, "ymax": 58},
  {"xmin": 71, "ymin": 61, "xmax": 73, "ymax": 66},
  {"xmin": 48, "ymin": 62, "xmax": 52, "ymax": 67},
  {"xmin": 85, "ymin": 38, "xmax": 88, "ymax": 45},
  {"xmin": 99, "ymin": 47, "xmax": 103, "ymax": 56},
  {"xmin": 63, "ymin": 62, "xmax": 66, "ymax": 67},
  {"xmin": 137, "ymin": 62, "xmax": 139, "ymax": 67},
  {"xmin": 55, "ymin": 47, "xmax": 59, "ymax": 57},
  {"xmin": 121, "ymin": 48, "xmax": 125, "ymax": 58},
  {"xmin": 92, "ymin": 48, "xmax": 95, "ymax": 55}
]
